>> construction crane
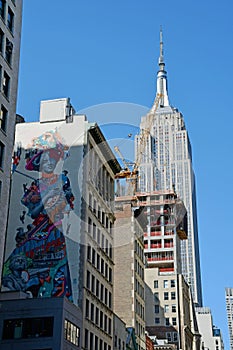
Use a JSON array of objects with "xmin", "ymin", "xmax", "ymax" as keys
[{"xmin": 114, "ymin": 93, "xmax": 163, "ymax": 191}]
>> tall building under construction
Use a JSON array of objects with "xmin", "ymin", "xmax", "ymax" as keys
[{"xmin": 135, "ymin": 30, "xmax": 202, "ymax": 306}]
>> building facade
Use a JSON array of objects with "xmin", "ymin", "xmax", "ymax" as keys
[
  {"xmin": 0, "ymin": 98, "xmax": 121, "ymax": 349},
  {"xmin": 195, "ymin": 307, "xmax": 224, "ymax": 350},
  {"xmin": 114, "ymin": 197, "xmax": 147, "ymax": 350},
  {"xmin": 139, "ymin": 189, "xmax": 200, "ymax": 350},
  {"xmin": 0, "ymin": 0, "xmax": 23, "ymax": 282},
  {"xmin": 135, "ymin": 29, "xmax": 202, "ymax": 306},
  {"xmin": 0, "ymin": 291, "xmax": 82, "ymax": 350}
]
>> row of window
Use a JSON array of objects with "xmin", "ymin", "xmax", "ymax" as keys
[
  {"xmin": 87, "ymin": 245, "xmax": 113, "ymax": 283},
  {"xmin": 88, "ymin": 216, "xmax": 113, "ymax": 259},
  {"xmin": 155, "ymin": 316, "xmax": 177, "ymax": 326},
  {"xmin": 84, "ymin": 328, "xmax": 111, "ymax": 350},
  {"xmin": 136, "ymin": 298, "xmax": 144, "ymax": 319},
  {"xmin": 0, "ymin": 0, "xmax": 14, "ymax": 33},
  {"xmin": 135, "ymin": 257, "xmax": 144, "ymax": 280},
  {"xmin": 85, "ymin": 299, "xmax": 112, "ymax": 335},
  {"xmin": 114, "ymin": 335, "xmax": 125, "ymax": 350},
  {"xmin": 166, "ymin": 331, "xmax": 178, "ymax": 342},
  {"xmin": 134, "ymin": 239, "xmax": 144, "ymax": 261},
  {"xmin": 135, "ymin": 319, "xmax": 145, "ymax": 337},
  {"xmin": 154, "ymin": 279, "xmax": 176, "ymax": 289},
  {"xmin": 88, "ymin": 145, "xmax": 114, "ymax": 206},
  {"xmin": 154, "ymin": 304, "xmax": 176, "ymax": 313},
  {"xmin": 2, "ymin": 317, "xmax": 54, "ymax": 339},
  {"xmin": 86, "ymin": 270, "xmax": 112, "ymax": 309},
  {"xmin": 89, "ymin": 194, "xmax": 113, "ymax": 234},
  {"xmin": 135, "ymin": 277, "xmax": 144, "ymax": 300},
  {"xmin": 64, "ymin": 319, "xmax": 80, "ymax": 346}
]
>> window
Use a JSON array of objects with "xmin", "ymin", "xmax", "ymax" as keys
[
  {"xmin": 171, "ymin": 279, "xmax": 175, "ymax": 287},
  {"xmin": 101, "ymin": 258, "xmax": 104, "ymax": 274},
  {"xmin": 95, "ymin": 335, "xmax": 99, "ymax": 350},
  {"xmin": 154, "ymin": 305, "xmax": 159, "ymax": 313},
  {"xmin": 95, "ymin": 307, "xmax": 99, "ymax": 325},
  {"xmin": 164, "ymin": 305, "xmax": 169, "ymax": 313},
  {"xmin": 90, "ymin": 303, "xmax": 94, "ymax": 322},
  {"xmin": 93, "ymin": 223, "xmax": 96, "ymax": 240},
  {"xmin": 90, "ymin": 332, "xmax": 94, "ymax": 349},
  {"xmin": 171, "ymin": 292, "xmax": 176, "ymax": 300},
  {"xmin": 100, "ymin": 311, "xmax": 103, "ymax": 328},
  {"xmin": 155, "ymin": 317, "xmax": 160, "ymax": 324},
  {"xmin": 108, "ymin": 318, "xmax": 111, "ymax": 335},
  {"xmin": 104, "ymin": 287, "xmax": 108, "ymax": 305},
  {"xmin": 5, "ymin": 38, "xmax": 13, "ymax": 65},
  {"xmin": 166, "ymin": 332, "xmax": 172, "ymax": 341},
  {"xmin": 0, "ymin": 104, "xmax": 7, "ymax": 132},
  {"xmin": 91, "ymin": 275, "xmax": 95, "ymax": 293},
  {"xmin": 0, "ymin": 29, "xmax": 4, "ymax": 53},
  {"xmin": 173, "ymin": 332, "xmax": 178, "ymax": 342},
  {"xmin": 96, "ymin": 279, "xmax": 100, "ymax": 297},
  {"xmin": 105, "ymin": 262, "xmax": 108, "ymax": 279},
  {"xmin": 109, "ymin": 291, "xmax": 112, "ymax": 309},
  {"xmin": 104, "ymin": 314, "xmax": 107, "ymax": 332},
  {"xmin": 100, "ymin": 284, "xmax": 104, "ymax": 301},
  {"xmin": 109, "ymin": 243, "xmax": 112, "ymax": 259},
  {"xmin": 85, "ymin": 299, "xmax": 89, "ymax": 318},
  {"xmin": 109, "ymin": 267, "xmax": 112, "ymax": 283},
  {"xmin": 3, "ymin": 71, "xmax": 10, "ymax": 98},
  {"xmin": 164, "ymin": 292, "xmax": 169, "ymax": 300},
  {"xmin": 87, "ymin": 245, "xmax": 91, "ymax": 260},
  {"xmin": 97, "ymin": 253, "xmax": 100, "ymax": 270},
  {"xmin": 97, "ymin": 228, "xmax": 101, "ymax": 244},
  {"xmin": 86, "ymin": 270, "xmax": 90, "ymax": 289},
  {"xmin": 92, "ymin": 248, "xmax": 96, "ymax": 265},
  {"xmin": 7, "ymin": 6, "xmax": 14, "ymax": 32},
  {"xmin": 154, "ymin": 280, "xmax": 158, "ymax": 288},
  {"xmin": 165, "ymin": 318, "xmax": 170, "ymax": 326},
  {"xmin": 172, "ymin": 317, "xmax": 177, "ymax": 326},
  {"xmin": 164, "ymin": 280, "xmax": 168, "ymax": 288},
  {"xmin": 84, "ymin": 329, "xmax": 89, "ymax": 349},
  {"xmin": 0, "ymin": 0, "xmax": 5, "ymax": 20},
  {"xmin": 154, "ymin": 292, "xmax": 159, "ymax": 303},
  {"xmin": 172, "ymin": 304, "xmax": 176, "ymax": 312},
  {"xmin": 3, "ymin": 317, "xmax": 54, "ymax": 339},
  {"xmin": 64, "ymin": 321, "xmax": 80, "ymax": 346},
  {"xmin": 0, "ymin": 141, "xmax": 4, "ymax": 168}
]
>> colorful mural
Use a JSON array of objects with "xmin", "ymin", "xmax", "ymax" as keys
[{"xmin": 2, "ymin": 130, "xmax": 74, "ymax": 300}]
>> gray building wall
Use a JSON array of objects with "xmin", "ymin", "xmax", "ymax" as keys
[
  {"xmin": 0, "ymin": 0, "xmax": 23, "ymax": 284},
  {"xmin": 0, "ymin": 292, "xmax": 82, "ymax": 349}
]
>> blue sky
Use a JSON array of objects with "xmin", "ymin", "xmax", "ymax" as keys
[{"xmin": 17, "ymin": 0, "xmax": 233, "ymax": 347}]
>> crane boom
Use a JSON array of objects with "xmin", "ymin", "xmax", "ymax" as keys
[{"xmin": 114, "ymin": 93, "xmax": 163, "ymax": 187}]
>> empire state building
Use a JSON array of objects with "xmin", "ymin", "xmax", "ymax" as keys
[{"xmin": 136, "ymin": 30, "xmax": 202, "ymax": 306}]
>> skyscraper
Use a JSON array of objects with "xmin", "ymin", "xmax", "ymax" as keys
[
  {"xmin": 136, "ymin": 29, "xmax": 202, "ymax": 306},
  {"xmin": 0, "ymin": 0, "xmax": 23, "ymax": 281},
  {"xmin": 225, "ymin": 287, "xmax": 233, "ymax": 350}
]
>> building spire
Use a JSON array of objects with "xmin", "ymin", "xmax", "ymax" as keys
[
  {"xmin": 159, "ymin": 26, "xmax": 164, "ymax": 67},
  {"xmin": 152, "ymin": 26, "xmax": 170, "ymax": 111}
]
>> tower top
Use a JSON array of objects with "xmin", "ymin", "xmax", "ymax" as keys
[{"xmin": 151, "ymin": 27, "xmax": 171, "ymax": 112}]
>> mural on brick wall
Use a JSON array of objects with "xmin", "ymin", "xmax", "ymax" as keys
[{"xmin": 2, "ymin": 130, "xmax": 75, "ymax": 300}]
